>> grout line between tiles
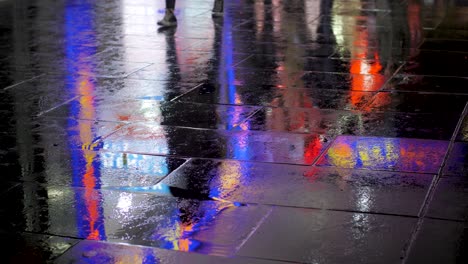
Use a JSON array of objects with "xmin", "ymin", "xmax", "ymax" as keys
[
  {"xmin": 400, "ymin": 101, "xmax": 468, "ymax": 263},
  {"xmin": 36, "ymin": 96, "xmax": 81, "ymax": 117},
  {"xmin": 155, "ymin": 158, "xmax": 193, "ymax": 184},
  {"xmin": 234, "ymin": 206, "xmax": 274, "ymax": 254},
  {"xmin": 169, "ymin": 83, "xmax": 205, "ymax": 102},
  {"xmin": 3, "ymin": 74, "xmax": 46, "ymax": 91},
  {"xmin": 233, "ymin": 107, "xmax": 265, "ymax": 128}
]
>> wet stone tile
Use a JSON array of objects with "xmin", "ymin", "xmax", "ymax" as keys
[
  {"xmin": 68, "ymin": 59, "xmax": 152, "ymax": 78},
  {"xmin": 237, "ymin": 207, "xmax": 415, "ymax": 263},
  {"xmin": 125, "ymin": 64, "xmax": 184, "ymax": 82},
  {"xmin": 331, "ymin": 46, "xmax": 418, "ymax": 62},
  {"xmin": 317, "ymin": 136, "xmax": 449, "ymax": 173},
  {"xmin": 178, "ymin": 83, "xmax": 375, "ymax": 110},
  {"xmin": 6, "ymin": 147, "xmax": 185, "ymax": 187},
  {"xmin": 400, "ymin": 51, "xmax": 468, "ymax": 77},
  {"xmin": 237, "ymin": 55, "xmax": 399, "ymax": 75},
  {"xmin": 366, "ymin": 92, "xmax": 468, "ymax": 113},
  {"xmin": 96, "ymin": 189, "xmax": 272, "ymax": 256},
  {"xmin": 30, "ymin": 117, "xmax": 124, "ymax": 150},
  {"xmin": 0, "ymin": 73, "xmax": 40, "ymax": 90},
  {"xmin": 70, "ymin": 77, "xmax": 200, "ymax": 102},
  {"xmin": 444, "ymin": 143, "xmax": 468, "ymax": 176},
  {"xmin": 232, "ymin": 67, "xmax": 304, "ymax": 87},
  {"xmin": 103, "ymin": 123, "xmax": 329, "ymax": 165},
  {"xmin": 162, "ymin": 159, "xmax": 432, "ymax": 216},
  {"xmin": 0, "ymin": 232, "xmax": 79, "ymax": 263},
  {"xmin": 427, "ymin": 175, "xmax": 468, "ymax": 221},
  {"xmin": 299, "ymin": 72, "xmax": 388, "ymax": 91},
  {"xmin": 45, "ymin": 99, "xmax": 260, "ymax": 130},
  {"xmin": 420, "ymin": 39, "xmax": 468, "ymax": 53},
  {"xmin": 406, "ymin": 218, "xmax": 468, "ymax": 264},
  {"xmin": 242, "ymin": 107, "xmax": 359, "ymax": 134},
  {"xmin": 191, "ymin": 40, "xmax": 335, "ymax": 57},
  {"xmin": 85, "ymin": 47, "xmax": 169, "ymax": 64},
  {"xmin": 55, "ymin": 240, "xmax": 287, "ymax": 264},
  {"xmin": 0, "ymin": 118, "xmax": 123, "ymax": 183},
  {"xmin": 383, "ymin": 74, "xmax": 468, "ymax": 93},
  {"xmin": 457, "ymin": 115, "xmax": 468, "ymax": 142},
  {"xmin": 240, "ymin": 108, "xmax": 459, "ymax": 140},
  {"xmin": 0, "ymin": 184, "xmax": 25, "ymax": 231},
  {"xmin": 356, "ymin": 112, "xmax": 460, "ymax": 140},
  {"xmin": 1, "ymin": 76, "xmax": 80, "ymax": 116},
  {"xmin": 426, "ymin": 29, "xmax": 468, "ymax": 40}
]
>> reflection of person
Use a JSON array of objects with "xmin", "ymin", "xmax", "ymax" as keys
[{"xmin": 158, "ymin": 0, "xmax": 224, "ymax": 27}]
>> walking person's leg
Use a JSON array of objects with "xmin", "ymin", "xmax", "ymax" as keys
[
  {"xmin": 212, "ymin": 0, "xmax": 224, "ymax": 17},
  {"xmin": 158, "ymin": 0, "xmax": 177, "ymax": 27}
]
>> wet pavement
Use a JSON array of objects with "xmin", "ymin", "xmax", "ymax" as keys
[{"xmin": 1, "ymin": 0, "xmax": 468, "ymax": 263}]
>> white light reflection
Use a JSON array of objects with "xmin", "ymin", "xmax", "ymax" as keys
[{"xmin": 116, "ymin": 192, "xmax": 133, "ymax": 213}]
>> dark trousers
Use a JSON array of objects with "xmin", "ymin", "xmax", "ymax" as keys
[{"xmin": 166, "ymin": 0, "xmax": 176, "ymax": 9}]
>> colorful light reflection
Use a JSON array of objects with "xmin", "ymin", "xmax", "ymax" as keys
[
  {"xmin": 65, "ymin": 3, "xmax": 106, "ymax": 240},
  {"xmin": 320, "ymin": 136, "xmax": 449, "ymax": 173}
]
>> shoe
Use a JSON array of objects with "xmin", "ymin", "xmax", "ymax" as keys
[
  {"xmin": 212, "ymin": 0, "xmax": 223, "ymax": 17},
  {"xmin": 157, "ymin": 9, "xmax": 177, "ymax": 27}
]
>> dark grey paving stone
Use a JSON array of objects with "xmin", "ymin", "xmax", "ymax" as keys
[
  {"xmin": 457, "ymin": 115, "xmax": 468, "ymax": 142},
  {"xmin": 383, "ymin": 75, "xmax": 468, "ymax": 93},
  {"xmin": 237, "ymin": 207, "xmax": 416, "ymax": 263},
  {"xmin": 420, "ymin": 39, "xmax": 468, "ymax": 52},
  {"xmin": 367, "ymin": 92, "xmax": 468, "ymax": 113},
  {"xmin": 427, "ymin": 175, "xmax": 468, "ymax": 221},
  {"xmin": 0, "ymin": 118, "xmax": 124, "ymax": 182},
  {"xmin": 242, "ymin": 107, "xmax": 459, "ymax": 140},
  {"xmin": 44, "ymin": 99, "xmax": 260, "ymax": 130},
  {"xmin": 0, "ymin": 232, "xmax": 79, "ymax": 264},
  {"xmin": 126, "ymin": 48, "xmax": 251, "ymax": 83},
  {"xmin": 426, "ymin": 29, "xmax": 468, "ymax": 40},
  {"xmin": 299, "ymin": 71, "xmax": 389, "ymax": 91},
  {"xmin": 236, "ymin": 55, "xmax": 399, "ymax": 75},
  {"xmin": 233, "ymin": 67, "xmax": 305, "ymax": 87},
  {"xmin": 178, "ymin": 83, "xmax": 375, "ymax": 110},
  {"xmin": 242, "ymin": 107, "xmax": 361, "ymax": 134},
  {"xmin": 0, "ymin": 72, "xmax": 40, "ymax": 90},
  {"xmin": 444, "ymin": 142, "xmax": 468, "ymax": 175},
  {"xmin": 1, "ymin": 76, "xmax": 80, "ymax": 116},
  {"xmin": 78, "ymin": 47, "xmax": 169, "ymax": 64},
  {"xmin": 0, "ymin": 182, "xmax": 271, "ymax": 256},
  {"xmin": 331, "ymin": 46, "xmax": 417, "ymax": 61},
  {"xmin": 3, "ymin": 76, "xmax": 199, "ymax": 102},
  {"xmin": 102, "ymin": 192, "xmax": 272, "ymax": 256},
  {"xmin": 2, "ymin": 146, "xmax": 186, "ymax": 187},
  {"xmin": 190, "ymin": 40, "xmax": 335, "ymax": 57},
  {"xmin": 317, "ymin": 136, "xmax": 449, "ymax": 173},
  {"xmin": 400, "ymin": 51, "xmax": 468, "ymax": 77},
  {"xmin": 161, "ymin": 159, "xmax": 433, "ymax": 216},
  {"xmin": 55, "ymin": 240, "xmax": 288, "ymax": 264},
  {"xmin": 102, "ymin": 123, "xmax": 330, "ymax": 165},
  {"xmin": 406, "ymin": 218, "xmax": 468, "ymax": 264}
]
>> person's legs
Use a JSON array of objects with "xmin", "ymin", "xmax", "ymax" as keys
[
  {"xmin": 212, "ymin": 0, "xmax": 224, "ymax": 16},
  {"xmin": 157, "ymin": 0, "xmax": 177, "ymax": 27}
]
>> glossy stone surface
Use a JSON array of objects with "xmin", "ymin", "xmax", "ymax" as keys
[
  {"xmin": 103, "ymin": 123, "xmax": 329, "ymax": 165},
  {"xmin": 55, "ymin": 240, "xmax": 288, "ymax": 264},
  {"xmin": 406, "ymin": 218, "xmax": 468, "ymax": 264},
  {"xmin": 237, "ymin": 207, "xmax": 416, "ymax": 263},
  {"xmin": 242, "ymin": 107, "xmax": 460, "ymax": 140},
  {"xmin": 1, "ymin": 0, "xmax": 468, "ymax": 262},
  {"xmin": 161, "ymin": 159, "xmax": 433, "ymax": 216},
  {"xmin": 0, "ymin": 232, "xmax": 78, "ymax": 263},
  {"xmin": 427, "ymin": 175, "xmax": 468, "ymax": 221},
  {"xmin": 317, "ymin": 136, "xmax": 449, "ymax": 173}
]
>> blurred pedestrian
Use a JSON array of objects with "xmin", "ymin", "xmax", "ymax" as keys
[{"xmin": 158, "ymin": 0, "xmax": 224, "ymax": 27}]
